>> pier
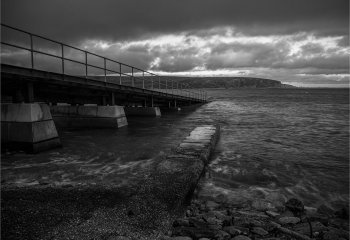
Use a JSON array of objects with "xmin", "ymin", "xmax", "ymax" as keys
[{"xmin": 1, "ymin": 24, "xmax": 207, "ymax": 153}]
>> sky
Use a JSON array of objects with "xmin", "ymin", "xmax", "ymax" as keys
[{"xmin": 1, "ymin": 0, "xmax": 349, "ymax": 87}]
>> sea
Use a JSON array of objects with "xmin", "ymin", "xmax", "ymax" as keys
[{"xmin": 2, "ymin": 88, "xmax": 349, "ymax": 210}]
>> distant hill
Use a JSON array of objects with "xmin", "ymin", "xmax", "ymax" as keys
[
  {"xmin": 102, "ymin": 76, "xmax": 295, "ymax": 88},
  {"xmin": 159, "ymin": 77, "xmax": 296, "ymax": 89}
]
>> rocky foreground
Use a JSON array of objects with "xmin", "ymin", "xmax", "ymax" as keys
[{"xmin": 163, "ymin": 197, "xmax": 349, "ymax": 240}]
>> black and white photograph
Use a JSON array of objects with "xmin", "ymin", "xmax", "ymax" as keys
[{"xmin": 1, "ymin": 0, "xmax": 349, "ymax": 239}]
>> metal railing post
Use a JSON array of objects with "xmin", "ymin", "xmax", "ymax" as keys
[
  {"xmin": 142, "ymin": 71, "xmax": 145, "ymax": 89},
  {"xmin": 119, "ymin": 64, "xmax": 122, "ymax": 85},
  {"xmin": 104, "ymin": 58, "xmax": 107, "ymax": 83},
  {"xmin": 172, "ymin": 80, "xmax": 174, "ymax": 94},
  {"xmin": 30, "ymin": 34, "xmax": 34, "ymax": 69},
  {"xmin": 165, "ymin": 79, "xmax": 167, "ymax": 93},
  {"xmin": 85, "ymin": 52, "xmax": 88, "ymax": 78},
  {"xmin": 131, "ymin": 67, "xmax": 134, "ymax": 87},
  {"xmin": 61, "ymin": 44, "xmax": 64, "ymax": 74},
  {"xmin": 158, "ymin": 76, "xmax": 160, "ymax": 90}
]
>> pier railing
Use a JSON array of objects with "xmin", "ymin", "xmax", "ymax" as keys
[{"xmin": 1, "ymin": 24, "xmax": 207, "ymax": 101}]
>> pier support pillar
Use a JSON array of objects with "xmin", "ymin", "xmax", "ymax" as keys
[
  {"xmin": 1, "ymin": 103, "xmax": 61, "ymax": 153},
  {"xmin": 51, "ymin": 105, "xmax": 128, "ymax": 129},
  {"xmin": 124, "ymin": 107, "xmax": 161, "ymax": 117}
]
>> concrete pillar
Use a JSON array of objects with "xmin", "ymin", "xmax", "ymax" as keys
[
  {"xmin": 1, "ymin": 103, "xmax": 61, "ymax": 153},
  {"xmin": 124, "ymin": 107, "xmax": 161, "ymax": 117},
  {"xmin": 51, "ymin": 105, "xmax": 128, "ymax": 129}
]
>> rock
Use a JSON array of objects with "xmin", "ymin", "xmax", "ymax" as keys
[
  {"xmin": 304, "ymin": 206, "xmax": 318, "ymax": 215},
  {"xmin": 215, "ymin": 230, "xmax": 231, "ymax": 240},
  {"xmin": 198, "ymin": 238, "xmax": 210, "ymax": 240},
  {"xmin": 251, "ymin": 227, "xmax": 269, "ymax": 236},
  {"xmin": 327, "ymin": 227, "xmax": 350, "ymax": 239},
  {"xmin": 237, "ymin": 211, "xmax": 269, "ymax": 218},
  {"xmin": 173, "ymin": 219, "xmax": 190, "ymax": 227},
  {"xmin": 293, "ymin": 221, "xmax": 328, "ymax": 235},
  {"xmin": 329, "ymin": 218, "xmax": 349, "ymax": 231},
  {"xmin": 278, "ymin": 210, "xmax": 294, "ymax": 218},
  {"xmin": 266, "ymin": 210, "xmax": 280, "ymax": 218},
  {"xmin": 233, "ymin": 226, "xmax": 249, "ymax": 235},
  {"xmin": 212, "ymin": 210, "xmax": 228, "ymax": 220},
  {"xmin": 222, "ymin": 226, "xmax": 241, "ymax": 236},
  {"xmin": 317, "ymin": 204, "xmax": 334, "ymax": 217},
  {"xmin": 232, "ymin": 236, "xmax": 252, "ymax": 240},
  {"xmin": 249, "ymin": 219, "xmax": 263, "ymax": 227},
  {"xmin": 222, "ymin": 216, "xmax": 234, "ymax": 226},
  {"xmin": 279, "ymin": 216, "xmax": 300, "ymax": 224},
  {"xmin": 285, "ymin": 198, "xmax": 304, "ymax": 214},
  {"xmin": 107, "ymin": 237, "xmax": 131, "ymax": 240},
  {"xmin": 214, "ymin": 193, "xmax": 229, "ymax": 203},
  {"xmin": 306, "ymin": 212, "xmax": 329, "ymax": 225},
  {"xmin": 206, "ymin": 200, "xmax": 220, "ymax": 210},
  {"xmin": 252, "ymin": 199, "xmax": 275, "ymax": 211},
  {"xmin": 205, "ymin": 217, "xmax": 222, "ymax": 226},
  {"xmin": 335, "ymin": 206, "xmax": 349, "ymax": 219},
  {"xmin": 172, "ymin": 226, "xmax": 218, "ymax": 239},
  {"xmin": 171, "ymin": 237, "xmax": 193, "ymax": 240}
]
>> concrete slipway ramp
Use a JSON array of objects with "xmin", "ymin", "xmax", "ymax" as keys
[{"xmin": 1, "ymin": 125, "xmax": 220, "ymax": 240}]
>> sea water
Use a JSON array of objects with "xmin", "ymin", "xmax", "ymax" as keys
[{"xmin": 2, "ymin": 88, "xmax": 349, "ymax": 209}]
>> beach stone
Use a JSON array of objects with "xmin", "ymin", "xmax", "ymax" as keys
[
  {"xmin": 329, "ymin": 218, "xmax": 349, "ymax": 230},
  {"xmin": 212, "ymin": 210, "xmax": 227, "ymax": 220},
  {"xmin": 172, "ymin": 226, "xmax": 218, "ymax": 239},
  {"xmin": 252, "ymin": 199, "xmax": 275, "ymax": 211},
  {"xmin": 171, "ymin": 237, "xmax": 192, "ymax": 240},
  {"xmin": 173, "ymin": 219, "xmax": 190, "ymax": 227},
  {"xmin": 304, "ymin": 206, "xmax": 318, "ymax": 215},
  {"xmin": 222, "ymin": 226, "xmax": 241, "ymax": 236},
  {"xmin": 251, "ymin": 227, "xmax": 269, "ymax": 236},
  {"xmin": 278, "ymin": 210, "xmax": 294, "ymax": 218},
  {"xmin": 293, "ymin": 221, "xmax": 327, "ymax": 235},
  {"xmin": 205, "ymin": 217, "xmax": 222, "ymax": 225},
  {"xmin": 335, "ymin": 206, "xmax": 349, "ymax": 219},
  {"xmin": 306, "ymin": 212, "xmax": 329, "ymax": 225},
  {"xmin": 249, "ymin": 219, "xmax": 263, "ymax": 227},
  {"xmin": 198, "ymin": 238, "xmax": 210, "ymax": 240},
  {"xmin": 317, "ymin": 204, "xmax": 334, "ymax": 217},
  {"xmin": 232, "ymin": 236, "xmax": 252, "ymax": 240},
  {"xmin": 215, "ymin": 230, "xmax": 231, "ymax": 240},
  {"xmin": 107, "ymin": 236, "xmax": 131, "ymax": 240},
  {"xmin": 237, "ymin": 211, "xmax": 269, "ymax": 218},
  {"xmin": 206, "ymin": 200, "xmax": 220, "ymax": 210},
  {"xmin": 279, "ymin": 216, "xmax": 300, "ymax": 224},
  {"xmin": 222, "ymin": 216, "xmax": 234, "ymax": 226},
  {"xmin": 285, "ymin": 198, "xmax": 304, "ymax": 214},
  {"xmin": 266, "ymin": 210, "xmax": 280, "ymax": 218}
]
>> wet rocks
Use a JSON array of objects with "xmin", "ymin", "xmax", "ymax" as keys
[
  {"xmin": 265, "ymin": 210, "xmax": 280, "ymax": 218},
  {"xmin": 285, "ymin": 198, "xmax": 304, "ymax": 214},
  {"xmin": 170, "ymin": 197, "xmax": 349, "ymax": 240},
  {"xmin": 278, "ymin": 216, "xmax": 300, "ymax": 225},
  {"xmin": 251, "ymin": 227, "xmax": 268, "ymax": 236}
]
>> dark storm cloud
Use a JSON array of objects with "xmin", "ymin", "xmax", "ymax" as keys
[{"xmin": 2, "ymin": 0, "xmax": 348, "ymax": 44}]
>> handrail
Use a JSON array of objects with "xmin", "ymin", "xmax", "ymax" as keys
[{"xmin": 1, "ymin": 23, "xmax": 207, "ymax": 101}]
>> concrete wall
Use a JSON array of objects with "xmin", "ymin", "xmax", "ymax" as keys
[
  {"xmin": 51, "ymin": 105, "xmax": 128, "ymax": 128},
  {"xmin": 124, "ymin": 107, "xmax": 161, "ymax": 117},
  {"xmin": 1, "ymin": 103, "xmax": 61, "ymax": 153}
]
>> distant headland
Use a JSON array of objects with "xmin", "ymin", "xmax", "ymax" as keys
[{"xmin": 159, "ymin": 76, "xmax": 296, "ymax": 89}]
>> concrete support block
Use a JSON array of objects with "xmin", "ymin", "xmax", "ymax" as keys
[
  {"xmin": 124, "ymin": 107, "xmax": 161, "ymax": 117},
  {"xmin": 51, "ymin": 105, "xmax": 128, "ymax": 129},
  {"xmin": 159, "ymin": 107, "xmax": 181, "ymax": 113},
  {"xmin": 1, "ymin": 103, "xmax": 61, "ymax": 153}
]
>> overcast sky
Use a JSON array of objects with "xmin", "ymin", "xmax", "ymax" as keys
[{"xmin": 2, "ymin": 0, "xmax": 349, "ymax": 87}]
